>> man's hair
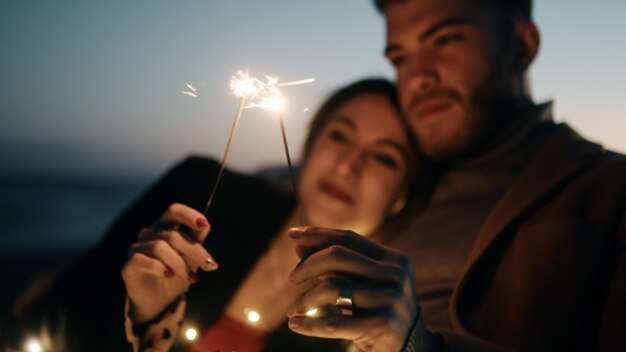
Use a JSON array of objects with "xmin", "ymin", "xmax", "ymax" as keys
[{"xmin": 373, "ymin": 0, "xmax": 533, "ymax": 20}]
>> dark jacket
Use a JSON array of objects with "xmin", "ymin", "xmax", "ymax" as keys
[{"xmin": 406, "ymin": 124, "xmax": 626, "ymax": 351}]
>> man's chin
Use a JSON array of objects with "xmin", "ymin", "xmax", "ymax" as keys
[{"xmin": 417, "ymin": 129, "xmax": 478, "ymax": 162}]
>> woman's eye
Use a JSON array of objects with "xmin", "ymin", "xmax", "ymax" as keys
[
  {"xmin": 434, "ymin": 33, "xmax": 463, "ymax": 46},
  {"xmin": 374, "ymin": 153, "xmax": 399, "ymax": 169},
  {"xmin": 329, "ymin": 130, "xmax": 349, "ymax": 143}
]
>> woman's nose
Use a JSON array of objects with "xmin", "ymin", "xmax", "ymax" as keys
[{"xmin": 336, "ymin": 148, "xmax": 364, "ymax": 178}]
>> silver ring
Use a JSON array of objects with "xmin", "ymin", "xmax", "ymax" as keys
[{"xmin": 335, "ymin": 280, "xmax": 354, "ymax": 315}]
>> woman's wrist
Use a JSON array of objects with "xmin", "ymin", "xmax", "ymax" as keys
[{"xmin": 129, "ymin": 294, "xmax": 185, "ymax": 326}]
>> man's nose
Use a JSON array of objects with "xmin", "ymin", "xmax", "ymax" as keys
[{"xmin": 404, "ymin": 53, "xmax": 439, "ymax": 94}]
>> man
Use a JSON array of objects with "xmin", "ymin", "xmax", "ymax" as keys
[{"xmin": 286, "ymin": 0, "xmax": 626, "ymax": 351}]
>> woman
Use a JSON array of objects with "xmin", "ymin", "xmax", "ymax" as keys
[{"xmin": 19, "ymin": 78, "xmax": 424, "ymax": 351}]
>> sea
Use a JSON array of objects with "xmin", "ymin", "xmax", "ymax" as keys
[
  {"xmin": 0, "ymin": 171, "xmax": 152, "ymax": 320},
  {"xmin": 0, "ymin": 165, "xmax": 291, "ymax": 324}
]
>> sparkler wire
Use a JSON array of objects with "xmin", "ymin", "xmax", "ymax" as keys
[
  {"xmin": 278, "ymin": 114, "xmax": 302, "ymax": 223},
  {"xmin": 203, "ymin": 96, "xmax": 246, "ymax": 214}
]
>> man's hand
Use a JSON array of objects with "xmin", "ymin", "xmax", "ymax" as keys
[
  {"xmin": 122, "ymin": 203, "xmax": 218, "ymax": 324},
  {"xmin": 286, "ymin": 226, "xmax": 419, "ymax": 352}
]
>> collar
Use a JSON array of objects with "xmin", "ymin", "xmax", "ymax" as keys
[{"xmin": 450, "ymin": 101, "xmax": 555, "ymax": 170}]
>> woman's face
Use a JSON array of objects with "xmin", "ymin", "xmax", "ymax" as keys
[{"xmin": 298, "ymin": 92, "xmax": 414, "ymax": 236}]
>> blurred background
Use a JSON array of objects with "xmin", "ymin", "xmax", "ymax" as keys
[{"xmin": 1, "ymin": 0, "xmax": 625, "ymax": 318}]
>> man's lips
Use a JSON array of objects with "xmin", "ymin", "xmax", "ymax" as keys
[
  {"xmin": 414, "ymin": 99, "xmax": 453, "ymax": 120},
  {"xmin": 319, "ymin": 181, "xmax": 355, "ymax": 205}
]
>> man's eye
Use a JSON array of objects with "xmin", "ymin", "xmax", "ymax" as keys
[
  {"xmin": 389, "ymin": 56, "xmax": 406, "ymax": 67},
  {"xmin": 434, "ymin": 34, "xmax": 463, "ymax": 46}
]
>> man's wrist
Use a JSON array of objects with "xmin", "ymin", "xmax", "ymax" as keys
[{"xmin": 402, "ymin": 307, "xmax": 443, "ymax": 352}]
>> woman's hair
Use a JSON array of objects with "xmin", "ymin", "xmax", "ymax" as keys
[{"xmin": 301, "ymin": 78, "xmax": 438, "ymax": 239}]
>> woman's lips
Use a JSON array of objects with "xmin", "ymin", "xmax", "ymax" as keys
[{"xmin": 319, "ymin": 181, "xmax": 355, "ymax": 205}]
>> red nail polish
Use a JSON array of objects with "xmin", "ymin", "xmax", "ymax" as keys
[
  {"xmin": 164, "ymin": 268, "xmax": 174, "ymax": 278},
  {"xmin": 196, "ymin": 218, "xmax": 209, "ymax": 228},
  {"xmin": 188, "ymin": 271, "xmax": 199, "ymax": 284}
]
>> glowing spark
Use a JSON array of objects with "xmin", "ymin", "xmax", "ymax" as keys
[
  {"xmin": 185, "ymin": 83, "xmax": 198, "ymax": 92},
  {"xmin": 25, "ymin": 339, "xmax": 42, "ymax": 352},
  {"xmin": 247, "ymin": 310, "xmax": 261, "ymax": 323},
  {"xmin": 180, "ymin": 90, "xmax": 198, "ymax": 98},
  {"xmin": 277, "ymin": 78, "xmax": 316, "ymax": 86},
  {"xmin": 185, "ymin": 328, "xmax": 198, "ymax": 341},
  {"xmin": 229, "ymin": 71, "xmax": 314, "ymax": 112},
  {"xmin": 302, "ymin": 107, "xmax": 309, "ymax": 112},
  {"xmin": 306, "ymin": 308, "xmax": 319, "ymax": 316}
]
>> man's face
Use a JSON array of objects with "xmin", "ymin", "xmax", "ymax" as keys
[{"xmin": 384, "ymin": 0, "xmax": 516, "ymax": 161}]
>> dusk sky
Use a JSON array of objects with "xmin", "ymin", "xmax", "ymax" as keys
[{"xmin": 2, "ymin": 0, "xmax": 625, "ymax": 179}]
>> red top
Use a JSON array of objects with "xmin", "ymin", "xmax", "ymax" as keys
[{"xmin": 187, "ymin": 314, "xmax": 267, "ymax": 352}]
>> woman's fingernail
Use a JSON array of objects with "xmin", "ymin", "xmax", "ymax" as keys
[
  {"xmin": 196, "ymin": 218, "xmax": 209, "ymax": 228},
  {"xmin": 188, "ymin": 271, "xmax": 199, "ymax": 284},
  {"xmin": 164, "ymin": 268, "xmax": 174, "ymax": 278},
  {"xmin": 288, "ymin": 316, "xmax": 302, "ymax": 329},
  {"xmin": 205, "ymin": 257, "xmax": 219, "ymax": 270},
  {"xmin": 288, "ymin": 226, "xmax": 306, "ymax": 238}
]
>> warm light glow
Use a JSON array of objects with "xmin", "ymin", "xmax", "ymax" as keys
[
  {"xmin": 306, "ymin": 308, "xmax": 319, "ymax": 316},
  {"xmin": 247, "ymin": 310, "xmax": 261, "ymax": 323},
  {"xmin": 230, "ymin": 70, "xmax": 260, "ymax": 99},
  {"xmin": 25, "ymin": 339, "xmax": 42, "ymax": 352},
  {"xmin": 185, "ymin": 328, "xmax": 198, "ymax": 341},
  {"xmin": 267, "ymin": 96, "xmax": 285, "ymax": 112},
  {"xmin": 229, "ymin": 70, "xmax": 313, "ymax": 113}
]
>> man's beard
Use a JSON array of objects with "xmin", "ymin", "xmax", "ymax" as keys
[{"xmin": 408, "ymin": 69, "xmax": 518, "ymax": 162}]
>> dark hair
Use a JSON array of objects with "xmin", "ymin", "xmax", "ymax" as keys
[{"xmin": 373, "ymin": 0, "xmax": 532, "ymax": 20}]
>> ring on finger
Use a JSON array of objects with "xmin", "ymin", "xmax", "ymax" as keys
[{"xmin": 335, "ymin": 280, "xmax": 354, "ymax": 316}]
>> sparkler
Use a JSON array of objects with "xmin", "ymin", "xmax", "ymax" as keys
[{"xmin": 203, "ymin": 70, "xmax": 314, "ymax": 215}]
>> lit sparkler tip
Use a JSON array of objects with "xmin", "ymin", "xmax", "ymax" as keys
[
  {"xmin": 229, "ymin": 70, "xmax": 314, "ymax": 112},
  {"xmin": 230, "ymin": 70, "xmax": 283, "ymax": 110},
  {"xmin": 266, "ymin": 76, "xmax": 279, "ymax": 85}
]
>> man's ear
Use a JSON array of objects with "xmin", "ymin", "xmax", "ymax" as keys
[{"xmin": 514, "ymin": 19, "xmax": 541, "ymax": 70}]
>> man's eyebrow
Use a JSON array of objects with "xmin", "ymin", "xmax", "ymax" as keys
[
  {"xmin": 419, "ymin": 17, "xmax": 473, "ymax": 41},
  {"xmin": 384, "ymin": 17, "xmax": 473, "ymax": 57}
]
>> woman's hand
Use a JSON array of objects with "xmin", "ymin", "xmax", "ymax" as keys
[
  {"xmin": 122, "ymin": 203, "xmax": 219, "ymax": 324},
  {"xmin": 286, "ymin": 226, "xmax": 420, "ymax": 352}
]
